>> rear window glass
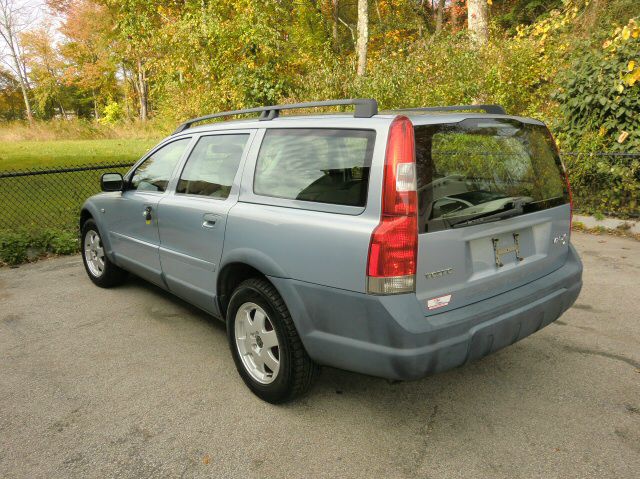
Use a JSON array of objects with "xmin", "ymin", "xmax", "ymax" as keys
[
  {"xmin": 415, "ymin": 119, "xmax": 568, "ymax": 233},
  {"xmin": 254, "ymin": 128, "xmax": 376, "ymax": 207}
]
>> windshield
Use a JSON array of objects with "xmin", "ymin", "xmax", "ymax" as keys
[{"xmin": 414, "ymin": 119, "xmax": 569, "ymax": 233}]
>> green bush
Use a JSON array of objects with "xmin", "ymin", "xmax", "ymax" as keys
[
  {"xmin": 0, "ymin": 229, "xmax": 79, "ymax": 266},
  {"xmin": 99, "ymin": 101, "xmax": 125, "ymax": 126},
  {"xmin": 564, "ymin": 152, "xmax": 640, "ymax": 217},
  {"xmin": 0, "ymin": 232, "xmax": 30, "ymax": 265},
  {"xmin": 555, "ymin": 18, "xmax": 640, "ymax": 151}
]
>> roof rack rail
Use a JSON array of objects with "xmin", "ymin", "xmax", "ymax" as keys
[
  {"xmin": 396, "ymin": 104, "xmax": 507, "ymax": 115},
  {"xmin": 173, "ymin": 98, "xmax": 379, "ymax": 134}
]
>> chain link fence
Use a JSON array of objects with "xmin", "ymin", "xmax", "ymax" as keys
[
  {"xmin": 0, "ymin": 162, "xmax": 133, "ymax": 232},
  {"xmin": 0, "ymin": 152, "xmax": 638, "ymax": 235}
]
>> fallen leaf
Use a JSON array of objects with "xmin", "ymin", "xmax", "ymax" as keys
[{"xmin": 617, "ymin": 131, "xmax": 629, "ymax": 144}]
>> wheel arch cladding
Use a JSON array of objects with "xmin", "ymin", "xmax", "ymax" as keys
[
  {"xmin": 217, "ymin": 261, "xmax": 271, "ymax": 320},
  {"xmin": 80, "ymin": 202, "xmax": 114, "ymax": 261},
  {"xmin": 79, "ymin": 208, "xmax": 93, "ymax": 230}
]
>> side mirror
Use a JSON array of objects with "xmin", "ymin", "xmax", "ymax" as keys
[{"xmin": 101, "ymin": 172, "xmax": 124, "ymax": 192}]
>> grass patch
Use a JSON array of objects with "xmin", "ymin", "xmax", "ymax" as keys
[{"xmin": 0, "ymin": 138, "xmax": 158, "ymax": 170}]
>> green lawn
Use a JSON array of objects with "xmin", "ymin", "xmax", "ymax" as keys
[{"xmin": 0, "ymin": 138, "xmax": 159, "ymax": 170}]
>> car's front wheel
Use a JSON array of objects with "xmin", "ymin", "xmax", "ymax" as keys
[
  {"xmin": 81, "ymin": 219, "xmax": 127, "ymax": 288},
  {"xmin": 227, "ymin": 278, "xmax": 317, "ymax": 403}
]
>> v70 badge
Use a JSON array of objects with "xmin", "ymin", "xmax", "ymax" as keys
[{"xmin": 492, "ymin": 233, "xmax": 524, "ymax": 268}]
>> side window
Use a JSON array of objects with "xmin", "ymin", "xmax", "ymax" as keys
[
  {"xmin": 253, "ymin": 128, "xmax": 375, "ymax": 207},
  {"xmin": 176, "ymin": 134, "xmax": 249, "ymax": 198},
  {"xmin": 130, "ymin": 138, "xmax": 191, "ymax": 192}
]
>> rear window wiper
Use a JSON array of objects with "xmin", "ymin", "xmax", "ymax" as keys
[{"xmin": 450, "ymin": 201, "xmax": 527, "ymax": 228}]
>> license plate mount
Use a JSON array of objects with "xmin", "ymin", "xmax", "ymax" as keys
[{"xmin": 492, "ymin": 233, "xmax": 524, "ymax": 268}]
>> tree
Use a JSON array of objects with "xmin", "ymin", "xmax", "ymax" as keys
[
  {"xmin": 356, "ymin": 0, "xmax": 368, "ymax": 76},
  {"xmin": 468, "ymin": 0, "xmax": 489, "ymax": 45},
  {"xmin": 48, "ymin": 0, "xmax": 118, "ymax": 119},
  {"xmin": 0, "ymin": 0, "xmax": 34, "ymax": 122},
  {"xmin": 21, "ymin": 25, "xmax": 70, "ymax": 118}
]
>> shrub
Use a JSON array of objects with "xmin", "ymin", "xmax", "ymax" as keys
[
  {"xmin": 564, "ymin": 152, "xmax": 640, "ymax": 217},
  {"xmin": 555, "ymin": 18, "xmax": 640, "ymax": 151},
  {"xmin": 99, "ymin": 101, "xmax": 125, "ymax": 125},
  {"xmin": 0, "ymin": 229, "xmax": 79, "ymax": 266},
  {"xmin": 0, "ymin": 232, "xmax": 30, "ymax": 265}
]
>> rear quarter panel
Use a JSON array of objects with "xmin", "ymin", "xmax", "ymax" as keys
[{"xmin": 222, "ymin": 118, "xmax": 393, "ymax": 292}]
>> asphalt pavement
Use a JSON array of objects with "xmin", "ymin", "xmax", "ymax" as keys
[{"xmin": 1, "ymin": 231, "xmax": 639, "ymax": 478}]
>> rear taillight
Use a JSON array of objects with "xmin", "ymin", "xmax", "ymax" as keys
[{"xmin": 367, "ymin": 116, "xmax": 418, "ymax": 295}]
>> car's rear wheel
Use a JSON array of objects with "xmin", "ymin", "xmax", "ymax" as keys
[
  {"xmin": 227, "ymin": 278, "xmax": 317, "ymax": 403},
  {"xmin": 81, "ymin": 219, "xmax": 127, "ymax": 288}
]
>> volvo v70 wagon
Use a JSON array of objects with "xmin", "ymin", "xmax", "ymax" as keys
[{"xmin": 81, "ymin": 99, "xmax": 582, "ymax": 403}]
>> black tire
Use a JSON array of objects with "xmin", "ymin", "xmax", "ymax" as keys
[
  {"xmin": 227, "ymin": 278, "xmax": 318, "ymax": 403},
  {"xmin": 81, "ymin": 218, "xmax": 127, "ymax": 288}
]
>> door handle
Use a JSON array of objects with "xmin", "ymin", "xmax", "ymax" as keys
[
  {"xmin": 143, "ymin": 206, "xmax": 152, "ymax": 224},
  {"xmin": 202, "ymin": 219, "xmax": 217, "ymax": 228},
  {"xmin": 202, "ymin": 213, "xmax": 220, "ymax": 229}
]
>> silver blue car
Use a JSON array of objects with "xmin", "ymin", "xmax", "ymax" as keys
[{"xmin": 80, "ymin": 99, "xmax": 583, "ymax": 403}]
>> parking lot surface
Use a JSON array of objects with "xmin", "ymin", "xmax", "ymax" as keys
[{"xmin": 1, "ymin": 232, "xmax": 639, "ymax": 479}]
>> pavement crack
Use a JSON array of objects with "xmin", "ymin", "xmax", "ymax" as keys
[
  {"xmin": 408, "ymin": 404, "xmax": 439, "ymax": 478},
  {"xmin": 563, "ymin": 345, "xmax": 640, "ymax": 369}
]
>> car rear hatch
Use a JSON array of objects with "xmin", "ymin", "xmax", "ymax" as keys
[{"xmin": 412, "ymin": 117, "xmax": 572, "ymax": 315}]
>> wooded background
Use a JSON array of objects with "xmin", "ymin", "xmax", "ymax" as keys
[{"xmin": 0, "ymin": 0, "xmax": 639, "ymax": 153}]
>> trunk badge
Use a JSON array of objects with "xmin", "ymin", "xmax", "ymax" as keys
[
  {"xmin": 425, "ymin": 268, "xmax": 453, "ymax": 279},
  {"xmin": 492, "ymin": 233, "xmax": 524, "ymax": 268},
  {"xmin": 553, "ymin": 233, "xmax": 568, "ymax": 245}
]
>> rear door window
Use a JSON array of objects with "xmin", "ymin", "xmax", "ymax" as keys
[
  {"xmin": 253, "ymin": 128, "xmax": 376, "ymax": 207},
  {"xmin": 414, "ymin": 119, "xmax": 568, "ymax": 233},
  {"xmin": 177, "ymin": 134, "xmax": 249, "ymax": 199}
]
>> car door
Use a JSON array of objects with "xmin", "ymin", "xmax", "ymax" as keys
[
  {"xmin": 108, "ymin": 137, "xmax": 193, "ymax": 286},
  {"xmin": 157, "ymin": 131, "xmax": 253, "ymax": 314}
]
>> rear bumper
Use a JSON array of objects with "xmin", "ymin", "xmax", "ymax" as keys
[{"xmin": 270, "ymin": 244, "xmax": 582, "ymax": 380}]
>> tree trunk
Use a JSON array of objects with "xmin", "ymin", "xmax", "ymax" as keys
[
  {"xmin": 93, "ymin": 93, "xmax": 99, "ymax": 120},
  {"xmin": 136, "ymin": 58, "xmax": 148, "ymax": 121},
  {"xmin": 332, "ymin": 0, "xmax": 338, "ymax": 47},
  {"xmin": 16, "ymin": 75, "xmax": 33, "ymax": 122},
  {"xmin": 435, "ymin": 0, "xmax": 446, "ymax": 33},
  {"xmin": 121, "ymin": 64, "xmax": 132, "ymax": 119},
  {"xmin": 57, "ymin": 98, "xmax": 67, "ymax": 120},
  {"xmin": 451, "ymin": 0, "xmax": 458, "ymax": 30},
  {"xmin": 467, "ymin": 0, "xmax": 489, "ymax": 45},
  {"xmin": 356, "ymin": 0, "xmax": 368, "ymax": 77}
]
